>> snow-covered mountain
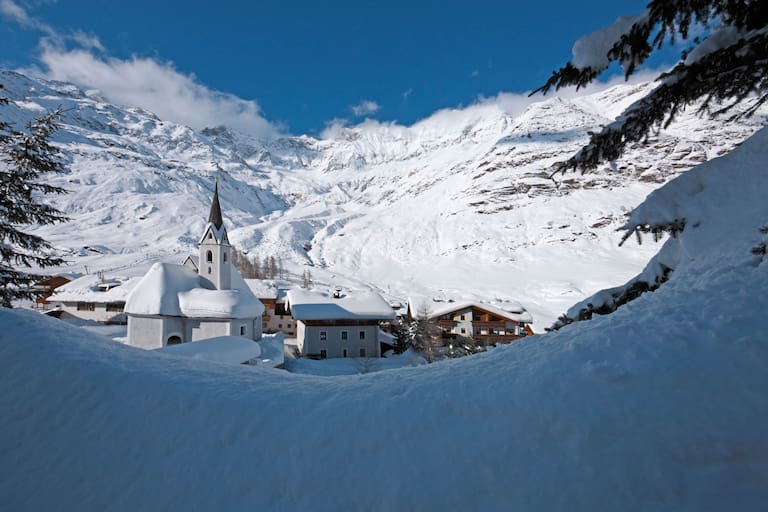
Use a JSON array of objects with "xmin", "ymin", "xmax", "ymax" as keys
[{"xmin": 2, "ymin": 69, "xmax": 766, "ymax": 327}]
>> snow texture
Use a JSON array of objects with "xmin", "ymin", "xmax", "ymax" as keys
[
  {"xmin": 2, "ymin": 126, "xmax": 768, "ymax": 509},
  {"xmin": 155, "ymin": 335, "xmax": 262, "ymax": 364}
]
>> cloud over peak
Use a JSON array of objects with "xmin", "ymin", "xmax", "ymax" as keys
[
  {"xmin": 350, "ymin": 99, "xmax": 380, "ymax": 117},
  {"xmin": 37, "ymin": 44, "xmax": 279, "ymax": 138}
]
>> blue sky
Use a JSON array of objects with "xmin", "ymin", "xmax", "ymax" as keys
[{"xmin": 1, "ymin": 0, "xmax": 669, "ymax": 137}]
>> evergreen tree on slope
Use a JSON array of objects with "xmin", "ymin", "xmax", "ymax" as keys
[{"xmin": 0, "ymin": 85, "xmax": 68, "ymax": 307}]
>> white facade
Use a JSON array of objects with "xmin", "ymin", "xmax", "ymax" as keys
[
  {"xmin": 296, "ymin": 322, "xmax": 381, "ymax": 358},
  {"xmin": 286, "ymin": 288, "xmax": 395, "ymax": 359},
  {"xmin": 125, "ymin": 184, "xmax": 266, "ymax": 349}
]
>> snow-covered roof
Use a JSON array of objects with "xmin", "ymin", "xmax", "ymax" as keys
[
  {"xmin": 125, "ymin": 263, "xmax": 264, "ymax": 319},
  {"xmin": 51, "ymin": 274, "xmax": 141, "ymax": 303},
  {"xmin": 428, "ymin": 301, "xmax": 533, "ymax": 324},
  {"xmin": 154, "ymin": 336, "xmax": 261, "ymax": 364},
  {"xmin": 286, "ymin": 289, "xmax": 395, "ymax": 321},
  {"xmin": 244, "ymin": 279, "xmax": 279, "ymax": 299}
]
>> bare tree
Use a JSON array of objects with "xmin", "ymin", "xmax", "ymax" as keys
[{"xmin": 411, "ymin": 302, "xmax": 442, "ymax": 362}]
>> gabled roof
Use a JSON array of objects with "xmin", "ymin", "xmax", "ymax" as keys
[
  {"xmin": 429, "ymin": 301, "xmax": 533, "ymax": 324},
  {"xmin": 286, "ymin": 289, "xmax": 395, "ymax": 321},
  {"xmin": 125, "ymin": 263, "xmax": 264, "ymax": 319}
]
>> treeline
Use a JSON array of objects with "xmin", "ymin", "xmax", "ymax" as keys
[{"xmin": 231, "ymin": 247, "xmax": 286, "ymax": 280}]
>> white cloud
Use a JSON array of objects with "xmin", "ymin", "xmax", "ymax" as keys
[
  {"xmin": 3, "ymin": 1, "xmax": 278, "ymax": 138},
  {"xmin": 36, "ymin": 42, "xmax": 279, "ymax": 138},
  {"xmin": 0, "ymin": 0, "xmax": 54, "ymax": 35},
  {"xmin": 350, "ymin": 100, "xmax": 380, "ymax": 117}
]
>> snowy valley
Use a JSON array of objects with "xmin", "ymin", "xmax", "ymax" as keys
[{"xmin": 3, "ymin": 69, "xmax": 767, "ymax": 327}]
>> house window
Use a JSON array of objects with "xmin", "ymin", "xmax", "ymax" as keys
[
  {"xmin": 343, "ymin": 349, "xmax": 348, "ymax": 358},
  {"xmin": 480, "ymin": 328, "xmax": 488, "ymax": 335},
  {"xmin": 278, "ymin": 324, "xmax": 282, "ymax": 329},
  {"xmin": 106, "ymin": 302, "xmax": 124, "ymax": 312},
  {"xmin": 460, "ymin": 314, "xmax": 465, "ymax": 320},
  {"xmin": 360, "ymin": 348, "xmax": 366, "ymax": 357},
  {"xmin": 76, "ymin": 302, "xmax": 95, "ymax": 311},
  {"xmin": 320, "ymin": 331, "xmax": 327, "ymax": 341},
  {"xmin": 206, "ymin": 250, "xmax": 213, "ymax": 262},
  {"xmin": 320, "ymin": 349, "xmax": 327, "ymax": 359},
  {"xmin": 460, "ymin": 327, "xmax": 466, "ymax": 334},
  {"xmin": 240, "ymin": 325, "xmax": 246, "ymax": 336},
  {"xmin": 341, "ymin": 330, "xmax": 348, "ymax": 341},
  {"xmin": 359, "ymin": 330, "xmax": 365, "ymax": 340}
]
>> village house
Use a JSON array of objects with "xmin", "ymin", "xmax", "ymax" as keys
[
  {"xmin": 286, "ymin": 287, "xmax": 395, "ymax": 358},
  {"xmin": 423, "ymin": 300, "xmax": 534, "ymax": 346},
  {"xmin": 32, "ymin": 273, "xmax": 80, "ymax": 310},
  {"xmin": 245, "ymin": 280, "xmax": 297, "ymax": 337},
  {"xmin": 47, "ymin": 273, "xmax": 141, "ymax": 324},
  {"xmin": 124, "ymin": 183, "xmax": 265, "ymax": 349}
]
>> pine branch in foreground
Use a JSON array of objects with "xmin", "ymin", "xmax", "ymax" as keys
[{"xmin": 0, "ymin": 103, "xmax": 69, "ymax": 307}]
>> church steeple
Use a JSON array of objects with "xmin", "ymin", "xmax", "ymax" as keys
[
  {"xmin": 198, "ymin": 180, "xmax": 231, "ymax": 290},
  {"xmin": 208, "ymin": 180, "xmax": 224, "ymax": 230}
]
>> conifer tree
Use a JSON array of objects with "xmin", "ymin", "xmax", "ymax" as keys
[
  {"xmin": 1, "ymin": 87, "xmax": 68, "ymax": 306},
  {"xmin": 534, "ymin": 0, "xmax": 767, "ymax": 175}
]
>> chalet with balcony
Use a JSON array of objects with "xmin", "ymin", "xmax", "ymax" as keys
[{"xmin": 419, "ymin": 300, "xmax": 534, "ymax": 346}]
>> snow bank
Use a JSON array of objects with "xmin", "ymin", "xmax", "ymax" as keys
[
  {"xmin": 155, "ymin": 335, "xmax": 261, "ymax": 364},
  {"xmin": 563, "ymin": 125, "xmax": 768, "ymax": 324}
]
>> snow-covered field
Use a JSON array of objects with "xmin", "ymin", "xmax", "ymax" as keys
[{"xmin": 2, "ymin": 126, "xmax": 767, "ymax": 510}]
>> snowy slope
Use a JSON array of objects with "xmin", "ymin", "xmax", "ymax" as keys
[
  {"xmin": 3, "ymin": 70, "xmax": 766, "ymax": 327},
  {"xmin": 1, "ymin": 127, "xmax": 767, "ymax": 509}
]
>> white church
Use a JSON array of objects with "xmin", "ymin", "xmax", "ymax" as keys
[{"xmin": 125, "ymin": 183, "xmax": 265, "ymax": 349}]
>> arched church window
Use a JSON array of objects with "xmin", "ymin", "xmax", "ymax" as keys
[
  {"xmin": 208, "ymin": 266, "xmax": 212, "ymax": 274},
  {"xmin": 208, "ymin": 232, "xmax": 212, "ymax": 240},
  {"xmin": 167, "ymin": 335, "xmax": 182, "ymax": 346},
  {"xmin": 206, "ymin": 250, "xmax": 213, "ymax": 262},
  {"xmin": 223, "ymin": 252, "xmax": 227, "ymax": 262}
]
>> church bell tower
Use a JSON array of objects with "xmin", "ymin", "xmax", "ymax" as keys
[{"xmin": 198, "ymin": 181, "xmax": 232, "ymax": 290}]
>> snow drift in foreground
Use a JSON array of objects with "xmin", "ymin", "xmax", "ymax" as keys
[{"xmin": 2, "ymin": 130, "xmax": 768, "ymax": 509}]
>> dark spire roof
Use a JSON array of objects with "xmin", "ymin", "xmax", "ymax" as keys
[{"xmin": 208, "ymin": 181, "xmax": 224, "ymax": 230}]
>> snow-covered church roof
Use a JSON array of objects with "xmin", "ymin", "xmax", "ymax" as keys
[
  {"xmin": 125, "ymin": 263, "xmax": 264, "ymax": 319},
  {"xmin": 286, "ymin": 288, "xmax": 395, "ymax": 321}
]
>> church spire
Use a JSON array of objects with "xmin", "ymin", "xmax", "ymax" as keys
[{"xmin": 208, "ymin": 180, "xmax": 223, "ymax": 230}]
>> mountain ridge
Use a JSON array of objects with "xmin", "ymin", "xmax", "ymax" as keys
[{"xmin": 2, "ymin": 69, "xmax": 765, "ymax": 327}]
